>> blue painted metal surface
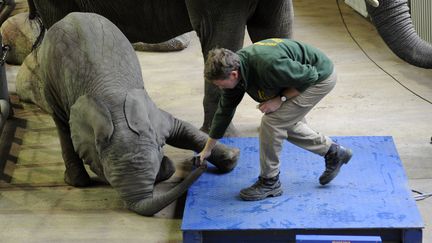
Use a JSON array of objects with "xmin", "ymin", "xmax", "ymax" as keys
[
  {"xmin": 296, "ymin": 234, "xmax": 381, "ymax": 242},
  {"xmin": 181, "ymin": 136, "xmax": 423, "ymax": 242}
]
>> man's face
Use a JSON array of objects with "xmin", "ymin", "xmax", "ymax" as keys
[{"xmin": 212, "ymin": 71, "xmax": 239, "ymax": 89}]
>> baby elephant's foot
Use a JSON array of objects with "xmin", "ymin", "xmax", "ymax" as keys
[
  {"xmin": 64, "ymin": 163, "xmax": 91, "ymax": 187},
  {"xmin": 208, "ymin": 145, "xmax": 240, "ymax": 173}
]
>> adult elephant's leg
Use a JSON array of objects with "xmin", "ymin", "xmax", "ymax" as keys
[
  {"xmin": 186, "ymin": 0, "xmax": 250, "ymax": 137},
  {"xmin": 27, "ymin": 0, "xmax": 37, "ymax": 19},
  {"xmin": 52, "ymin": 115, "xmax": 91, "ymax": 187},
  {"xmin": 247, "ymin": 0, "xmax": 293, "ymax": 42},
  {"xmin": 166, "ymin": 117, "xmax": 239, "ymax": 173}
]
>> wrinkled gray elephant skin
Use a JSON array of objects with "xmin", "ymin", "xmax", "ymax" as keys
[
  {"xmin": 0, "ymin": 12, "xmax": 190, "ymax": 65},
  {"xmin": 0, "ymin": 5, "xmax": 190, "ymax": 65},
  {"xmin": 366, "ymin": 0, "xmax": 431, "ymax": 69},
  {"xmin": 30, "ymin": 12, "xmax": 239, "ymax": 216},
  {"xmin": 29, "ymin": 0, "xmax": 294, "ymax": 135}
]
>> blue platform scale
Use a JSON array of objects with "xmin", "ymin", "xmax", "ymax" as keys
[{"xmin": 181, "ymin": 136, "xmax": 424, "ymax": 243}]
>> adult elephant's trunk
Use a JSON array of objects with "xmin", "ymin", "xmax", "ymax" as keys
[
  {"xmin": 366, "ymin": 0, "xmax": 432, "ymax": 68},
  {"xmin": 126, "ymin": 166, "xmax": 205, "ymax": 216}
]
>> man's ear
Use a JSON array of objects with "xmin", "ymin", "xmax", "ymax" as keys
[
  {"xmin": 230, "ymin": 70, "xmax": 241, "ymax": 86},
  {"xmin": 231, "ymin": 70, "xmax": 239, "ymax": 80},
  {"xmin": 70, "ymin": 95, "xmax": 114, "ymax": 155}
]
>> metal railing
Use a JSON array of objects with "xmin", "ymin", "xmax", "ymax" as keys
[
  {"xmin": 0, "ymin": 0, "xmax": 14, "ymax": 137},
  {"xmin": 411, "ymin": 0, "xmax": 432, "ymax": 45},
  {"xmin": 0, "ymin": 42, "xmax": 10, "ymax": 135}
]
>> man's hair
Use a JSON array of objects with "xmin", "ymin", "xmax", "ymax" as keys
[{"xmin": 204, "ymin": 48, "xmax": 240, "ymax": 81}]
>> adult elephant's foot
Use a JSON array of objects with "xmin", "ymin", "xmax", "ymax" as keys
[
  {"xmin": 64, "ymin": 163, "xmax": 91, "ymax": 187},
  {"xmin": 199, "ymin": 125, "xmax": 210, "ymax": 134},
  {"xmin": 207, "ymin": 145, "xmax": 240, "ymax": 173},
  {"xmin": 199, "ymin": 122, "xmax": 240, "ymax": 137},
  {"xmin": 224, "ymin": 123, "xmax": 240, "ymax": 137}
]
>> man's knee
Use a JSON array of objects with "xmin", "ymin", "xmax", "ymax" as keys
[
  {"xmin": 260, "ymin": 115, "xmax": 288, "ymax": 141},
  {"xmin": 260, "ymin": 115, "xmax": 276, "ymax": 132}
]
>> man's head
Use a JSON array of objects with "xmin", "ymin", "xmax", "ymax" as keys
[{"xmin": 204, "ymin": 48, "xmax": 240, "ymax": 89}]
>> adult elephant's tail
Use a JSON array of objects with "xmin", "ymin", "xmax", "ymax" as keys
[
  {"xmin": 27, "ymin": 0, "xmax": 45, "ymax": 50},
  {"xmin": 367, "ymin": 0, "xmax": 432, "ymax": 69}
]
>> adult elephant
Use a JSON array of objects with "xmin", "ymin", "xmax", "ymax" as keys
[
  {"xmin": 27, "ymin": 0, "xmax": 294, "ymax": 136},
  {"xmin": 21, "ymin": 12, "xmax": 240, "ymax": 216}
]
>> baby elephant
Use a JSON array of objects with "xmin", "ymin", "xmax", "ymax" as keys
[{"xmin": 24, "ymin": 12, "xmax": 239, "ymax": 216}]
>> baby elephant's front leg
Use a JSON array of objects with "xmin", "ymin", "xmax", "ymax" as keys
[
  {"xmin": 53, "ymin": 116, "xmax": 91, "ymax": 187},
  {"xmin": 167, "ymin": 117, "xmax": 239, "ymax": 173}
]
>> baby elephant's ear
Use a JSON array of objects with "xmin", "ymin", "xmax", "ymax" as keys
[
  {"xmin": 70, "ymin": 95, "xmax": 114, "ymax": 155},
  {"xmin": 124, "ymin": 89, "xmax": 150, "ymax": 135}
]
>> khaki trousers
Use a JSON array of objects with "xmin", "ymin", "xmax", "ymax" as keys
[{"xmin": 259, "ymin": 70, "xmax": 337, "ymax": 178}]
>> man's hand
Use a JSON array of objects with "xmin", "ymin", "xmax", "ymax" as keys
[
  {"xmin": 258, "ymin": 97, "xmax": 282, "ymax": 114},
  {"xmin": 192, "ymin": 155, "xmax": 207, "ymax": 168},
  {"xmin": 197, "ymin": 150, "xmax": 211, "ymax": 167},
  {"xmin": 197, "ymin": 138, "xmax": 218, "ymax": 167},
  {"xmin": 257, "ymin": 87, "xmax": 300, "ymax": 113}
]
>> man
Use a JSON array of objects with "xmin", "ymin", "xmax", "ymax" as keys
[{"xmin": 198, "ymin": 38, "xmax": 353, "ymax": 201}]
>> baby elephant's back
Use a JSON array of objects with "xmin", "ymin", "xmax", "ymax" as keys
[{"xmin": 39, "ymin": 12, "xmax": 142, "ymax": 92}]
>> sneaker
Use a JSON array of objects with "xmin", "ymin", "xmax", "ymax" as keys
[
  {"xmin": 319, "ymin": 143, "xmax": 353, "ymax": 185},
  {"xmin": 240, "ymin": 174, "xmax": 283, "ymax": 201}
]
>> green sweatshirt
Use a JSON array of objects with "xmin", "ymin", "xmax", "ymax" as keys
[{"xmin": 209, "ymin": 38, "xmax": 334, "ymax": 139}]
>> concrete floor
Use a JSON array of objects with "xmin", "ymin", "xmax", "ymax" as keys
[{"xmin": 1, "ymin": 0, "xmax": 431, "ymax": 242}]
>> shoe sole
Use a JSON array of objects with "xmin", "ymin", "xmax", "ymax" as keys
[
  {"xmin": 319, "ymin": 149, "xmax": 353, "ymax": 185},
  {"xmin": 239, "ymin": 188, "xmax": 283, "ymax": 201}
]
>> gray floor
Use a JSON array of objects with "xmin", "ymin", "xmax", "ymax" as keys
[{"xmin": 1, "ymin": 0, "xmax": 431, "ymax": 242}]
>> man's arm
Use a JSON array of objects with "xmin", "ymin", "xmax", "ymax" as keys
[
  {"xmin": 199, "ymin": 87, "xmax": 244, "ymax": 163},
  {"xmin": 198, "ymin": 137, "xmax": 218, "ymax": 165},
  {"xmin": 208, "ymin": 87, "xmax": 245, "ymax": 139},
  {"xmin": 258, "ymin": 87, "xmax": 300, "ymax": 114}
]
